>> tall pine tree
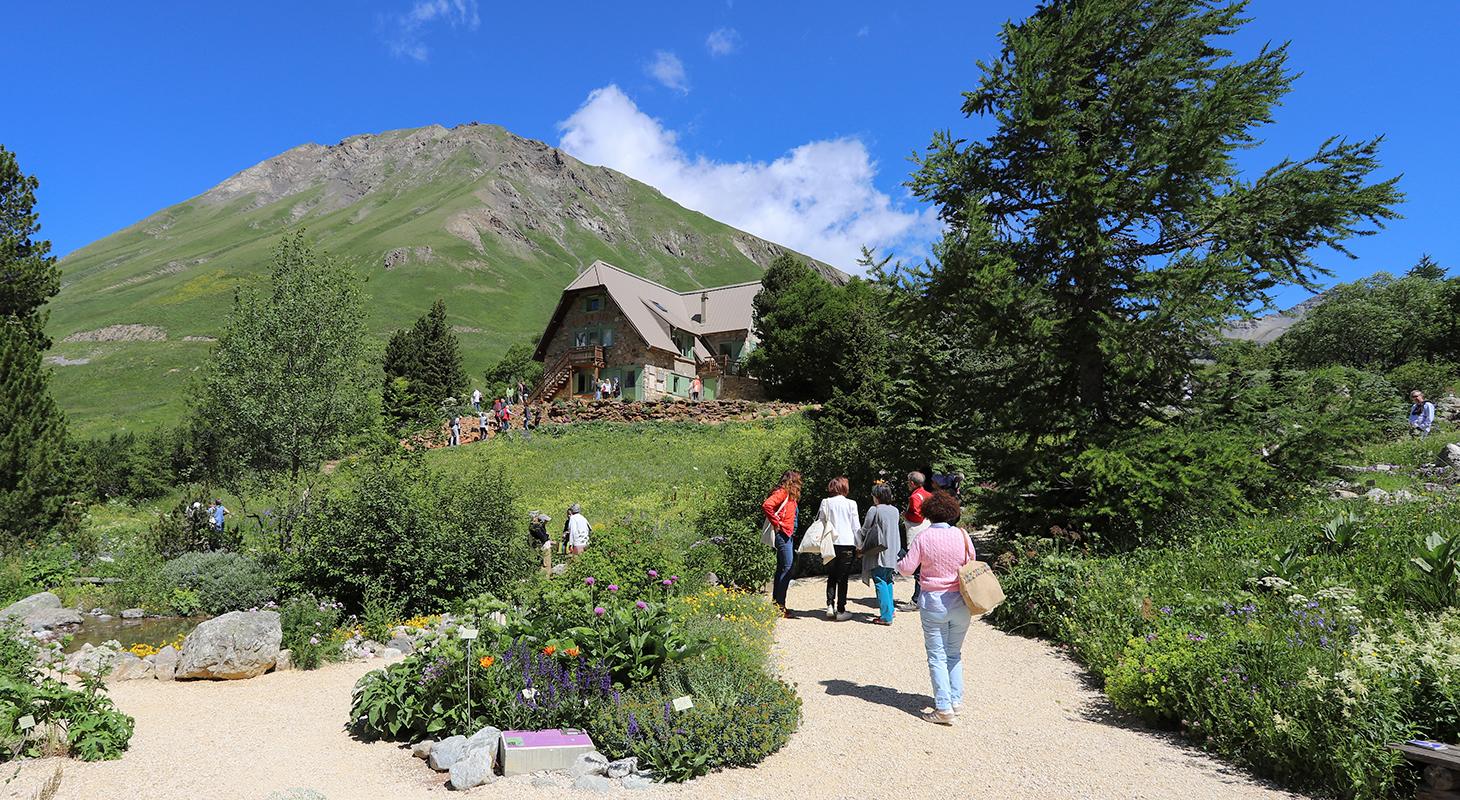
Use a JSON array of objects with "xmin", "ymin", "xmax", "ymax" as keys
[
  {"xmin": 0, "ymin": 146, "xmax": 61, "ymax": 350},
  {"xmin": 382, "ymin": 299, "xmax": 468, "ymax": 423},
  {"xmin": 0, "ymin": 321, "xmax": 71, "ymax": 542}
]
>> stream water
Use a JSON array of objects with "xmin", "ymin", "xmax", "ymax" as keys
[{"xmin": 62, "ymin": 615, "xmax": 210, "ymax": 653}]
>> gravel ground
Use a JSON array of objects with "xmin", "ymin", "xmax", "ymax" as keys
[{"xmin": 13, "ymin": 579, "xmax": 1305, "ymax": 800}]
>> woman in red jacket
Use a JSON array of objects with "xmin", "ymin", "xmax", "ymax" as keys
[{"xmin": 762, "ymin": 469, "xmax": 802, "ymax": 618}]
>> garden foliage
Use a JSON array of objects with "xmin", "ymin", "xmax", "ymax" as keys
[
  {"xmin": 158, "ymin": 551, "xmax": 276, "ymax": 615},
  {"xmin": 0, "ymin": 621, "xmax": 133, "ymax": 761}
]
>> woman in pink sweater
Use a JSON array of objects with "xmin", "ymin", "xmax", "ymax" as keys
[{"xmin": 897, "ymin": 491, "xmax": 974, "ymax": 725}]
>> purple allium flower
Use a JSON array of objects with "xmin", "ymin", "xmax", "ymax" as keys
[
  {"xmin": 648, "ymin": 570, "xmax": 658, "ymax": 577},
  {"xmin": 662, "ymin": 579, "xmax": 672, "ymax": 586},
  {"xmin": 585, "ymin": 577, "xmax": 595, "ymax": 585},
  {"xmin": 635, "ymin": 601, "xmax": 647, "ymax": 610},
  {"xmin": 594, "ymin": 607, "xmax": 606, "ymax": 615},
  {"xmin": 608, "ymin": 584, "xmax": 619, "ymax": 592}
]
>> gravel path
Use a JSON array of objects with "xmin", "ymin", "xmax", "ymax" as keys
[{"xmin": 14, "ymin": 579, "xmax": 1304, "ymax": 800}]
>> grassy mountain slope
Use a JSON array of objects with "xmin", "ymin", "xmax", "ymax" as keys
[{"xmin": 46, "ymin": 123, "xmax": 838, "ymax": 435}]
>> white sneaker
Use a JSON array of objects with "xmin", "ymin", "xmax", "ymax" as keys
[
  {"xmin": 825, "ymin": 605, "xmax": 835, "ymax": 619},
  {"xmin": 836, "ymin": 611, "xmax": 852, "ymax": 621}
]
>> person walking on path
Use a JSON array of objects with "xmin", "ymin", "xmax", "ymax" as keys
[
  {"xmin": 900, "ymin": 472, "xmax": 933, "ymax": 611},
  {"xmin": 818, "ymin": 477, "xmax": 861, "ymax": 621},
  {"xmin": 1411, "ymin": 391, "xmax": 1436, "ymax": 438},
  {"xmin": 448, "ymin": 415, "xmax": 461, "ymax": 447},
  {"xmin": 566, "ymin": 503, "xmax": 592, "ymax": 555},
  {"xmin": 898, "ymin": 491, "xmax": 975, "ymax": 725},
  {"xmin": 529, "ymin": 511, "xmax": 553, "ymax": 572},
  {"xmin": 479, "ymin": 408, "xmax": 490, "ymax": 442},
  {"xmin": 762, "ymin": 469, "xmax": 802, "ymax": 618},
  {"xmin": 208, "ymin": 499, "xmax": 230, "ymax": 536},
  {"xmin": 492, "ymin": 398, "xmax": 505, "ymax": 432},
  {"xmin": 471, "ymin": 389, "xmax": 482, "ymax": 410},
  {"xmin": 691, "ymin": 376, "xmax": 702, "ymax": 401},
  {"xmin": 857, "ymin": 482, "xmax": 901, "ymax": 625}
]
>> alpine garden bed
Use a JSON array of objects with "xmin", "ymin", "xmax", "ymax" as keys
[
  {"xmin": 988, "ymin": 489, "xmax": 1460, "ymax": 800},
  {"xmin": 349, "ymin": 570, "xmax": 800, "ymax": 785}
]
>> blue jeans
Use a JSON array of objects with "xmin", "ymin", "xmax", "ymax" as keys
[
  {"xmin": 919, "ymin": 600, "xmax": 973, "ymax": 711},
  {"xmin": 871, "ymin": 567, "xmax": 896, "ymax": 621},
  {"xmin": 772, "ymin": 532, "xmax": 795, "ymax": 610}
]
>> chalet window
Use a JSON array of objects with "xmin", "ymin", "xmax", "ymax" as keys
[
  {"xmin": 574, "ymin": 327, "xmax": 613, "ymax": 348},
  {"xmin": 625, "ymin": 370, "xmax": 636, "ymax": 388},
  {"xmin": 584, "ymin": 295, "xmax": 603, "ymax": 312}
]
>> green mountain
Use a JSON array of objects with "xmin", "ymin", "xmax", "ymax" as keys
[{"xmin": 45, "ymin": 123, "xmax": 838, "ymax": 435}]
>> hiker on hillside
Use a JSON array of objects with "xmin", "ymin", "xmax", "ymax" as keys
[
  {"xmin": 492, "ymin": 397, "xmax": 505, "ymax": 431},
  {"xmin": 517, "ymin": 382, "xmax": 527, "ymax": 404},
  {"xmin": 1410, "ymin": 391, "xmax": 1436, "ymax": 438},
  {"xmin": 857, "ymin": 481, "xmax": 901, "ymax": 625},
  {"xmin": 691, "ymin": 376, "xmax": 703, "ymax": 402},
  {"xmin": 818, "ymin": 476, "xmax": 860, "ymax": 621},
  {"xmin": 529, "ymin": 511, "xmax": 552, "ymax": 571},
  {"xmin": 762, "ymin": 469, "xmax": 802, "ymax": 618},
  {"xmin": 898, "ymin": 491, "xmax": 976, "ymax": 726},
  {"xmin": 501, "ymin": 402, "xmax": 512, "ymax": 430},
  {"xmin": 479, "ymin": 408, "xmax": 490, "ymax": 441},
  {"xmin": 900, "ymin": 472, "xmax": 933, "ymax": 612},
  {"xmin": 449, "ymin": 415, "xmax": 461, "ymax": 446},
  {"xmin": 471, "ymin": 388, "xmax": 483, "ymax": 410},
  {"xmin": 566, "ymin": 503, "xmax": 591, "ymax": 555}
]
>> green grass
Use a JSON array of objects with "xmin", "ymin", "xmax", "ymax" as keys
[
  {"xmin": 420, "ymin": 416, "xmax": 805, "ymax": 531},
  {"xmin": 44, "ymin": 123, "xmax": 823, "ymax": 434}
]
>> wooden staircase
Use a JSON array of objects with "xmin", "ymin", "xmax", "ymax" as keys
[{"xmin": 529, "ymin": 346, "xmax": 605, "ymax": 404}]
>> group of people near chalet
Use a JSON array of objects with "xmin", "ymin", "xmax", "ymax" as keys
[
  {"xmin": 450, "ymin": 391, "xmax": 535, "ymax": 446},
  {"xmin": 762, "ymin": 469, "xmax": 973, "ymax": 727}
]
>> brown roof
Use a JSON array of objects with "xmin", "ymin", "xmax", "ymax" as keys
[{"xmin": 532, "ymin": 261, "xmax": 760, "ymax": 362}]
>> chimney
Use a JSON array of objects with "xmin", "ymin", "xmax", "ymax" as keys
[{"xmin": 700, "ymin": 292, "xmax": 708, "ymax": 328}]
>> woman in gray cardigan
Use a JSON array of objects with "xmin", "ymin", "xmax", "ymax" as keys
[{"xmin": 857, "ymin": 482, "xmax": 902, "ymax": 625}]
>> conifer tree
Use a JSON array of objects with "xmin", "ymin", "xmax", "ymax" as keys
[
  {"xmin": 381, "ymin": 299, "xmax": 467, "ymax": 422},
  {"xmin": 0, "ymin": 146, "xmax": 61, "ymax": 350},
  {"xmin": 0, "ymin": 322, "xmax": 71, "ymax": 542}
]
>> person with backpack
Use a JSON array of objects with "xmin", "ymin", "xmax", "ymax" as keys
[
  {"xmin": 449, "ymin": 415, "xmax": 461, "ymax": 447},
  {"xmin": 529, "ymin": 511, "xmax": 552, "ymax": 571},
  {"xmin": 1410, "ymin": 391, "xmax": 1436, "ymax": 438}
]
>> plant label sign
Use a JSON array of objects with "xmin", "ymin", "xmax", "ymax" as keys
[
  {"xmin": 672, "ymin": 696, "xmax": 694, "ymax": 712},
  {"xmin": 17, "ymin": 715, "xmax": 34, "ymax": 730},
  {"xmin": 459, "ymin": 628, "xmax": 479, "ymax": 640}
]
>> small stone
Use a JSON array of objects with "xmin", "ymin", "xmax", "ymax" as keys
[
  {"xmin": 606, "ymin": 757, "xmax": 638, "ymax": 778},
  {"xmin": 155, "ymin": 663, "xmax": 175, "ymax": 681},
  {"xmin": 387, "ymin": 636, "xmax": 415, "ymax": 654},
  {"xmin": 429, "ymin": 735, "xmax": 468, "ymax": 771},
  {"xmin": 97, "ymin": 614, "xmax": 113, "ymax": 621},
  {"xmin": 569, "ymin": 751, "xmax": 609, "ymax": 778},
  {"xmin": 448, "ymin": 747, "xmax": 497, "ymax": 790},
  {"xmin": 531, "ymin": 777, "xmax": 561, "ymax": 788},
  {"xmin": 379, "ymin": 648, "xmax": 402, "ymax": 659},
  {"xmin": 572, "ymin": 774, "xmax": 612, "ymax": 794},
  {"xmin": 88, "ymin": 607, "xmax": 104, "ymax": 616},
  {"xmin": 275, "ymin": 649, "xmax": 293, "ymax": 670},
  {"xmin": 153, "ymin": 645, "xmax": 180, "ymax": 666},
  {"xmin": 464, "ymin": 726, "xmax": 501, "ymax": 761},
  {"xmin": 622, "ymin": 775, "xmax": 654, "ymax": 790},
  {"xmin": 412, "ymin": 740, "xmax": 433, "ymax": 759},
  {"xmin": 121, "ymin": 608, "xmax": 146, "ymax": 619}
]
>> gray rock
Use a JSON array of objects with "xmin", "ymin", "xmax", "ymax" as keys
[
  {"xmin": 606, "ymin": 757, "xmax": 638, "ymax": 778},
  {"xmin": 1364, "ymin": 488, "xmax": 1389, "ymax": 499},
  {"xmin": 88, "ymin": 607, "xmax": 104, "ymax": 617},
  {"xmin": 155, "ymin": 662, "xmax": 175, "ymax": 681},
  {"xmin": 1329, "ymin": 490, "xmax": 1359, "ymax": 501},
  {"xmin": 429, "ymin": 735, "xmax": 469, "ymax": 771},
  {"xmin": 449, "ymin": 747, "xmax": 497, "ymax": 790},
  {"xmin": 412, "ymin": 740, "xmax": 433, "ymax": 759},
  {"xmin": 464, "ymin": 726, "xmax": 501, "ymax": 761},
  {"xmin": 572, "ymin": 775, "xmax": 613, "ymax": 793},
  {"xmin": 175, "ymin": 610, "xmax": 282, "ymax": 680},
  {"xmin": 275, "ymin": 649, "xmax": 293, "ymax": 670},
  {"xmin": 379, "ymin": 648, "xmax": 402, "ymax": 659},
  {"xmin": 121, "ymin": 608, "xmax": 146, "ymax": 619},
  {"xmin": 153, "ymin": 645, "xmax": 180, "ymax": 667},
  {"xmin": 531, "ymin": 777, "xmax": 562, "ymax": 788},
  {"xmin": 570, "ymin": 751, "xmax": 610, "ymax": 778},
  {"xmin": 361, "ymin": 639, "xmax": 384, "ymax": 653},
  {"xmin": 112, "ymin": 656, "xmax": 154, "ymax": 681},
  {"xmin": 622, "ymin": 775, "xmax": 655, "ymax": 790},
  {"xmin": 25, "ymin": 608, "xmax": 83, "ymax": 632},
  {"xmin": 97, "ymin": 614, "xmax": 113, "ymax": 621},
  {"xmin": 1437, "ymin": 443, "xmax": 1460, "ymax": 468},
  {"xmin": 1, "ymin": 592, "xmax": 61, "ymax": 620},
  {"xmin": 387, "ymin": 636, "xmax": 415, "ymax": 654}
]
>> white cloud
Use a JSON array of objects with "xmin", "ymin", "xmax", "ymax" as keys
[
  {"xmin": 384, "ymin": 0, "xmax": 480, "ymax": 62},
  {"xmin": 646, "ymin": 51, "xmax": 689, "ymax": 93},
  {"xmin": 706, "ymin": 28, "xmax": 740, "ymax": 56},
  {"xmin": 557, "ymin": 85, "xmax": 937, "ymax": 273},
  {"xmin": 857, "ymin": 25, "xmax": 869, "ymax": 37}
]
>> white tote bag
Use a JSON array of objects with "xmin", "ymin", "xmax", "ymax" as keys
[
  {"xmin": 760, "ymin": 497, "xmax": 788, "ymax": 547},
  {"xmin": 797, "ymin": 519, "xmax": 826, "ymax": 554}
]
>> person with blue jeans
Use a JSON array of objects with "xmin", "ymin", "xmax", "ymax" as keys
[
  {"xmin": 762, "ymin": 469, "xmax": 802, "ymax": 618},
  {"xmin": 897, "ymin": 491, "xmax": 974, "ymax": 725},
  {"xmin": 857, "ymin": 482, "xmax": 901, "ymax": 624}
]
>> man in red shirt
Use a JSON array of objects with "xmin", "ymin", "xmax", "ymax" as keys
[{"xmin": 901, "ymin": 472, "xmax": 933, "ymax": 611}]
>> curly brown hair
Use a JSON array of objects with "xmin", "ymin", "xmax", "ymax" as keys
[
  {"xmin": 773, "ymin": 469, "xmax": 802, "ymax": 502},
  {"xmin": 921, "ymin": 491, "xmax": 961, "ymax": 524}
]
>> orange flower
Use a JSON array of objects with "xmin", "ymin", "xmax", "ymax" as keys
[
  {"xmin": 543, "ymin": 646, "xmax": 556, "ymax": 656},
  {"xmin": 479, "ymin": 656, "xmax": 495, "ymax": 668},
  {"xmin": 564, "ymin": 648, "xmax": 581, "ymax": 658}
]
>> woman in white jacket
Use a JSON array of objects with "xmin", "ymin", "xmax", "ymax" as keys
[{"xmin": 818, "ymin": 476, "xmax": 860, "ymax": 620}]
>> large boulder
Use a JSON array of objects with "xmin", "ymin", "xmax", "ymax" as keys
[
  {"xmin": 24, "ymin": 607, "xmax": 83, "ymax": 632},
  {"xmin": 2, "ymin": 592, "xmax": 61, "ymax": 621},
  {"xmin": 1437, "ymin": 443, "xmax": 1460, "ymax": 469},
  {"xmin": 176, "ymin": 610, "xmax": 281, "ymax": 680}
]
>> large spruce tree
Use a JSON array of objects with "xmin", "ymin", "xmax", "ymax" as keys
[
  {"xmin": 0, "ymin": 322, "xmax": 71, "ymax": 542},
  {"xmin": 382, "ymin": 299, "xmax": 467, "ymax": 423},
  {"xmin": 887, "ymin": 0, "xmax": 1402, "ymax": 540},
  {"xmin": 0, "ymin": 146, "xmax": 61, "ymax": 350}
]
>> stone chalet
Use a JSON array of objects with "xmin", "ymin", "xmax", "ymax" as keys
[{"xmin": 529, "ymin": 261, "xmax": 765, "ymax": 402}]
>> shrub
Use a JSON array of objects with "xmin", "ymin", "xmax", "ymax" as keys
[
  {"xmin": 279, "ymin": 594, "xmax": 344, "ymax": 670},
  {"xmin": 566, "ymin": 519, "xmax": 686, "ymax": 602},
  {"xmin": 694, "ymin": 451, "xmax": 787, "ymax": 590},
  {"xmin": 671, "ymin": 586, "xmax": 782, "ymax": 672},
  {"xmin": 287, "ymin": 451, "xmax": 536, "ymax": 615},
  {"xmin": 587, "ymin": 656, "xmax": 801, "ymax": 782},
  {"xmin": 158, "ymin": 551, "xmax": 276, "ymax": 615},
  {"xmin": 0, "ymin": 620, "xmax": 134, "ymax": 761},
  {"xmin": 1387, "ymin": 360, "xmax": 1457, "ymax": 400}
]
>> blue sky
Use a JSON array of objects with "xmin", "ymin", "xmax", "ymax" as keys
[{"xmin": 3, "ymin": 0, "xmax": 1456, "ymax": 308}]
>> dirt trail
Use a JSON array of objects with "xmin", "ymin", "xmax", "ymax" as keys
[{"xmin": 12, "ymin": 580, "xmax": 1303, "ymax": 800}]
